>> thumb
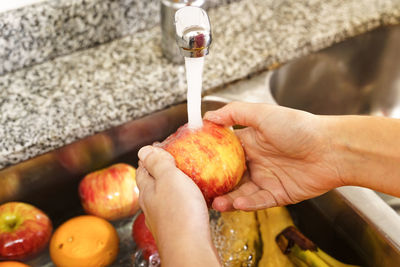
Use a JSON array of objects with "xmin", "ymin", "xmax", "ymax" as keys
[
  {"xmin": 204, "ymin": 102, "xmax": 268, "ymax": 128},
  {"xmin": 138, "ymin": 145, "xmax": 178, "ymax": 180}
]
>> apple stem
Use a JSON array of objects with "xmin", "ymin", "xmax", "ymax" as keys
[{"xmin": 0, "ymin": 214, "xmax": 22, "ymax": 232}]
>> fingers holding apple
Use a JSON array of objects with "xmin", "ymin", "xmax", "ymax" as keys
[
  {"xmin": 160, "ymin": 120, "xmax": 246, "ymax": 205},
  {"xmin": 0, "ymin": 202, "xmax": 52, "ymax": 261},
  {"xmin": 79, "ymin": 163, "xmax": 140, "ymax": 221}
]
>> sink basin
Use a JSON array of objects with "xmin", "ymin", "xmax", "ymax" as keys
[
  {"xmin": 0, "ymin": 99, "xmax": 366, "ymax": 266},
  {"xmin": 0, "ymin": 98, "xmax": 376, "ymax": 266},
  {"xmin": 270, "ymin": 25, "xmax": 400, "ymax": 117}
]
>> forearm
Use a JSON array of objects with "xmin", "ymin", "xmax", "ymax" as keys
[{"xmin": 321, "ymin": 115, "xmax": 400, "ymax": 196}]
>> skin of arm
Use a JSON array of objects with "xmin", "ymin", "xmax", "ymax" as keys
[
  {"xmin": 137, "ymin": 146, "xmax": 221, "ymax": 267},
  {"xmin": 203, "ymin": 102, "xmax": 400, "ymax": 212},
  {"xmin": 320, "ymin": 115, "xmax": 400, "ymax": 197}
]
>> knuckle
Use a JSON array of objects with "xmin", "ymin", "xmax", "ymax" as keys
[
  {"xmin": 144, "ymin": 147, "xmax": 167, "ymax": 166},
  {"xmin": 144, "ymin": 148, "xmax": 176, "ymax": 178},
  {"xmin": 154, "ymin": 147, "xmax": 175, "ymax": 162}
]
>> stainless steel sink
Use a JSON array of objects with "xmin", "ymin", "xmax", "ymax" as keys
[
  {"xmin": 0, "ymin": 99, "xmax": 370, "ymax": 266},
  {"xmin": 270, "ymin": 25, "xmax": 400, "ymax": 118}
]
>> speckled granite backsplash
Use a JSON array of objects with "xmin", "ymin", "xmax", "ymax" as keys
[
  {"xmin": 1, "ymin": 0, "xmax": 400, "ymax": 169},
  {"xmin": 0, "ymin": 0, "xmax": 237, "ymax": 75}
]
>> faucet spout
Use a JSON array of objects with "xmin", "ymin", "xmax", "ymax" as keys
[{"xmin": 175, "ymin": 6, "xmax": 212, "ymax": 58}]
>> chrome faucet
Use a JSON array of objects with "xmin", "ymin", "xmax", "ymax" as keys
[
  {"xmin": 175, "ymin": 6, "xmax": 212, "ymax": 58},
  {"xmin": 160, "ymin": 0, "xmax": 211, "ymax": 63}
]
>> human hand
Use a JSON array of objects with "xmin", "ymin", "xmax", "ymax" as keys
[
  {"xmin": 204, "ymin": 102, "xmax": 344, "ymax": 212},
  {"xmin": 136, "ymin": 146, "xmax": 220, "ymax": 266}
]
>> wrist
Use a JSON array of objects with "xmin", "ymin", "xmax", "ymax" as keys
[
  {"xmin": 319, "ymin": 115, "xmax": 400, "ymax": 196},
  {"xmin": 149, "ymin": 206, "xmax": 220, "ymax": 266},
  {"xmin": 317, "ymin": 115, "xmax": 353, "ymax": 187},
  {"xmin": 156, "ymin": 221, "xmax": 220, "ymax": 267}
]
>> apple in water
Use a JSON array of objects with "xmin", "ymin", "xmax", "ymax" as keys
[
  {"xmin": 160, "ymin": 120, "xmax": 246, "ymax": 205},
  {"xmin": 0, "ymin": 202, "xmax": 52, "ymax": 260},
  {"xmin": 79, "ymin": 163, "xmax": 140, "ymax": 221},
  {"xmin": 132, "ymin": 212, "xmax": 159, "ymax": 263}
]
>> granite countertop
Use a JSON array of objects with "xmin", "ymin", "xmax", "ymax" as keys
[{"xmin": 1, "ymin": 0, "xmax": 400, "ymax": 169}]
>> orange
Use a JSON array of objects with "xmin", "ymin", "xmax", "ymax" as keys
[
  {"xmin": 0, "ymin": 262, "xmax": 30, "ymax": 267},
  {"xmin": 49, "ymin": 215, "xmax": 119, "ymax": 267}
]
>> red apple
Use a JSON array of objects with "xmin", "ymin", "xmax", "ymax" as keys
[
  {"xmin": 79, "ymin": 163, "xmax": 139, "ymax": 221},
  {"xmin": 132, "ymin": 213, "xmax": 159, "ymax": 262},
  {"xmin": 160, "ymin": 120, "xmax": 246, "ymax": 205},
  {"xmin": 0, "ymin": 202, "xmax": 52, "ymax": 260}
]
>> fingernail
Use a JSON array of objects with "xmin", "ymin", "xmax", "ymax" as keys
[
  {"xmin": 138, "ymin": 146, "xmax": 153, "ymax": 161},
  {"xmin": 152, "ymin": 141, "xmax": 161, "ymax": 147}
]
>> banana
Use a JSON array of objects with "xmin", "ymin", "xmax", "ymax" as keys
[
  {"xmin": 276, "ymin": 226, "xmax": 360, "ymax": 267},
  {"xmin": 211, "ymin": 207, "xmax": 357, "ymax": 267},
  {"xmin": 210, "ymin": 210, "xmax": 261, "ymax": 267},
  {"xmin": 257, "ymin": 207, "xmax": 296, "ymax": 267}
]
